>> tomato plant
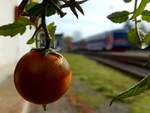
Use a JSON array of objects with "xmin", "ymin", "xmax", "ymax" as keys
[{"xmin": 0, "ymin": 0, "xmax": 87, "ymax": 110}]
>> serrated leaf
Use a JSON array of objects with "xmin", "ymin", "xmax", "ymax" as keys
[
  {"xmin": 0, "ymin": 17, "xmax": 31, "ymax": 37},
  {"xmin": 123, "ymin": 0, "xmax": 132, "ymax": 3},
  {"xmin": 128, "ymin": 28, "xmax": 141, "ymax": 47},
  {"xmin": 143, "ymin": 32, "xmax": 150, "ymax": 44},
  {"xmin": 131, "ymin": 0, "xmax": 149, "ymax": 19},
  {"xmin": 107, "ymin": 11, "xmax": 129, "ymax": 23},
  {"xmin": 110, "ymin": 74, "xmax": 150, "ymax": 105},
  {"xmin": 27, "ymin": 37, "xmax": 35, "ymax": 44},
  {"xmin": 142, "ymin": 10, "xmax": 150, "ymax": 22}
]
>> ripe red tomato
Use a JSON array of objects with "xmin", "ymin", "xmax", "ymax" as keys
[{"xmin": 14, "ymin": 49, "xmax": 72, "ymax": 105}]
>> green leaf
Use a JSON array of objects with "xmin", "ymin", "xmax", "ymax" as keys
[
  {"xmin": 27, "ymin": 37, "xmax": 35, "ymax": 44},
  {"xmin": 0, "ymin": 17, "xmax": 31, "ymax": 37},
  {"xmin": 107, "ymin": 11, "xmax": 129, "ymax": 23},
  {"xmin": 48, "ymin": 22, "xmax": 57, "ymax": 48},
  {"xmin": 26, "ymin": 3, "xmax": 42, "ymax": 17},
  {"xmin": 46, "ymin": 4, "xmax": 56, "ymax": 16},
  {"xmin": 123, "ymin": 0, "xmax": 132, "ymax": 3},
  {"xmin": 143, "ymin": 32, "xmax": 150, "ymax": 44},
  {"xmin": 142, "ymin": 10, "xmax": 150, "ymax": 22},
  {"xmin": 26, "ymin": 2, "xmax": 56, "ymax": 17},
  {"xmin": 110, "ymin": 74, "xmax": 150, "ymax": 105},
  {"xmin": 128, "ymin": 28, "xmax": 141, "ymax": 47},
  {"xmin": 48, "ymin": 22, "xmax": 57, "ymax": 39},
  {"xmin": 25, "ymin": 2, "xmax": 38, "ymax": 11},
  {"xmin": 131, "ymin": 0, "xmax": 149, "ymax": 19}
]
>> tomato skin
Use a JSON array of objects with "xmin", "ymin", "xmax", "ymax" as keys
[{"xmin": 14, "ymin": 50, "xmax": 72, "ymax": 104}]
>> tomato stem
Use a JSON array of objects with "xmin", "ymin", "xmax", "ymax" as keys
[
  {"xmin": 42, "ymin": 104, "xmax": 47, "ymax": 111},
  {"xmin": 41, "ymin": 0, "xmax": 51, "ymax": 50},
  {"xmin": 35, "ymin": 35, "xmax": 38, "ymax": 48},
  {"xmin": 18, "ymin": 0, "xmax": 29, "ymax": 13}
]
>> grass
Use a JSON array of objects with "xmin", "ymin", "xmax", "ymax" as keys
[
  {"xmin": 63, "ymin": 53, "xmax": 150, "ymax": 113},
  {"xmin": 131, "ymin": 91, "xmax": 150, "ymax": 113}
]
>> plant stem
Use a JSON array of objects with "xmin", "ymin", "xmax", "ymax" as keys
[
  {"xmin": 32, "ymin": 24, "xmax": 42, "ymax": 39},
  {"xmin": 18, "ymin": 0, "xmax": 29, "ymax": 11},
  {"xmin": 134, "ymin": 0, "xmax": 142, "ymax": 44},
  {"xmin": 42, "ymin": 104, "xmax": 47, "ymax": 111},
  {"xmin": 41, "ymin": 0, "xmax": 51, "ymax": 49},
  {"xmin": 35, "ymin": 35, "xmax": 38, "ymax": 48},
  {"xmin": 48, "ymin": 0, "xmax": 66, "ymax": 17}
]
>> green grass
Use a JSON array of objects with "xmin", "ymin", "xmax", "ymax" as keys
[
  {"xmin": 64, "ymin": 53, "xmax": 137, "ymax": 91},
  {"xmin": 131, "ymin": 91, "xmax": 150, "ymax": 113},
  {"xmin": 63, "ymin": 53, "xmax": 150, "ymax": 113}
]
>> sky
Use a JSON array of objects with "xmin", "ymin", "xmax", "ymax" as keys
[{"xmin": 47, "ymin": 0, "xmax": 135, "ymax": 39}]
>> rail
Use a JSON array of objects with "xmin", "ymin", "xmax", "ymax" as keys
[{"xmin": 77, "ymin": 51, "xmax": 150, "ymax": 78}]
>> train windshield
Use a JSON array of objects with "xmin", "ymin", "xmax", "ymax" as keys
[
  {"xmin": 113, "ymin": 32, "xmax": 128, "ymax": 39},
  {"xmin": 112, "ymin": 31, "xmax": 130, "ymax": 49}
]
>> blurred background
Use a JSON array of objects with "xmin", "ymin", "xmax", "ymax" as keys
[{"xmin": 1, "ymin": 0, "xmax": 150, "ymax": 113}]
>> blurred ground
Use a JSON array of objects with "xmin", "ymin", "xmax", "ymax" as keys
[
  {"xmin": 0, "ymin": 74, "xmax": 24, "ymax": 113},
  {"xmin": 0, "ymin": 63, "xmax": 16, "ymax": 83},
  {"xmin": 0, "ymin": 53, "xmax": 150, "ymax": 113},
  {"xmin": 0, "ymin": 74, "xmax": 131, "ymax": 113}
]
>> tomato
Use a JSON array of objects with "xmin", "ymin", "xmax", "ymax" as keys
[{"xmin": 14, "ymin": 49, "xmax": 72, "ymax": 105}]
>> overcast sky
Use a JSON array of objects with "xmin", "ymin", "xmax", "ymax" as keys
[{"xmin": 47, "ymin": 0, "xmax": 134, "ymax": 39}]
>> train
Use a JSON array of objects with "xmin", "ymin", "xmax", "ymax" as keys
[{"xmin": 71, "ymin": 29, "xmax": 131, "ymax": 52}]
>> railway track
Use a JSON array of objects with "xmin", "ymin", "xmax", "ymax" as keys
[{"xmin": 78, "ymin": 51, "xmax": 150, "ymax": 78}]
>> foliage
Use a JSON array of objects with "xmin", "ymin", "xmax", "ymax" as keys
[
  {"xmin": 107, "ymin": 11, "xmax": 130, "ymax": 23},
  {"xmin": 107, "ymin": 0, "xmax": 150, "ymax": 47},
  {"xmin": 0, "ymin": 17, "xmax": 31, "ymax": 37},
  {"xmin": 128, "ymin": 28, "xmax": 141, "ymax": 47},
  {"xmin": 110, "ymin": 74, "xmax": 150, "ymax": 105},
  {"xmin": 131, "ymin": 0, "xmax": 149, "ymax": 19},
  {"xmin": 142, "ymin": 10, "xmax": 150, "ymax": 22},
  {"xmin": 107, "ymin": 0, "xmax": 150, "ymax": 104},
  {"xmin": 0, "ymin": 0, "xmax": 87, "ymax": 49}
]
